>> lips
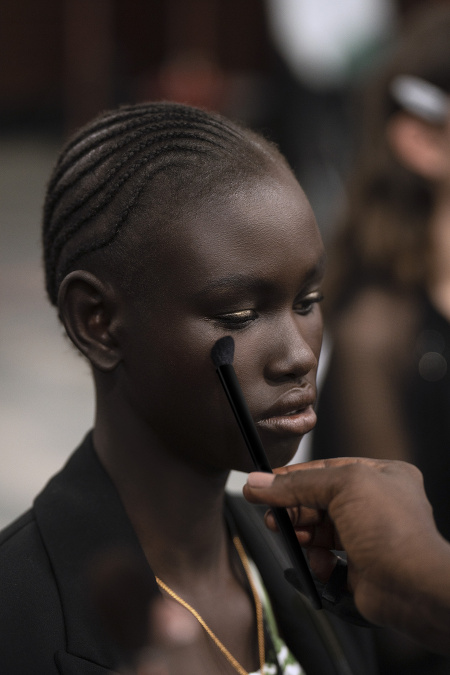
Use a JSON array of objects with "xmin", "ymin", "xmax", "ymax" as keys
[{"xmin": 256, "ymin": 389, "xmax": 317, "ymax": 437}]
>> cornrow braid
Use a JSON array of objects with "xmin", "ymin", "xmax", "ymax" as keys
[{"xmin": 42, "ymin": 101, "xmax": 282, "ymax": 306}]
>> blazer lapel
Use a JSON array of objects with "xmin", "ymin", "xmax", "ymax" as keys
[{"xmin": 34, "ymin": 433, "xmax": 153, "ymax": 673}]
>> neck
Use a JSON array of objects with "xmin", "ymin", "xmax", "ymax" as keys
[{"xmin": 93, "ymin": 392, "xmax": 231, "ymax": 585}]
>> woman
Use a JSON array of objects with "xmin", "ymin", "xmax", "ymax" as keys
[{"xmin": 0, "ymin": 102, "xmax": 375, "ymax": 674}]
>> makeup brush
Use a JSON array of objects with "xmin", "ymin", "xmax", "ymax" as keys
[{"xmin": 211, "ymin": 335, "xmax": 322, "ymax": 609}]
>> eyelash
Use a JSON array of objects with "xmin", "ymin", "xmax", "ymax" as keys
[
  {"xmin": 294, "ymin": 292, "xmax": 324, "ymax": 316},
  {"xmin": 216, "ymin": 309, "xmax": 258, "ymax": 328},
  {"xmin": 215, "ymin": 292, "xmax": 324, "ymax": 328}
]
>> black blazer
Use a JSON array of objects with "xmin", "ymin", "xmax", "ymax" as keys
[{"xmin": 0, "ymin": 434, "xmax": 377, "ymax": 674}]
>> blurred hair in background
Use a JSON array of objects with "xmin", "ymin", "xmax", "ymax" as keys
[{"xmin": 311, "ymin": 3, "xmax": 450, "ymax": 673}]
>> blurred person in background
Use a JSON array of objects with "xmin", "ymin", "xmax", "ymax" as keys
[
  {"xmin": 264, "ymin": 0, "xmax": 395, "ymax": 236},
  {"xmin": 311, "ymin": 4, "xmax": 450, "ymax": 673}
]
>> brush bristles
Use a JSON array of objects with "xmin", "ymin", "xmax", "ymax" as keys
[{"xmin": 210, "ymin": 336, "xmax": 235, "ymax": 368}]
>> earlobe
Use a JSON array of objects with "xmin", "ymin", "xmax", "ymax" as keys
[
  {"xmin": 386, "ymin": 112, "xmax": 447, "ymax": 180},
  {"xmin": 57, "ymin": 271, "xmax": 122, "ymax": 372}
]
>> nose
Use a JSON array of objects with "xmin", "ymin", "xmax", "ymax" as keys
[{"xmin": 263, "ymin": 312, "xmax": 320, "ymax": 383}]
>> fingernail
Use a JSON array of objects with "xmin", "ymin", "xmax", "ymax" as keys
[{"xmin": 247, "ymin": 472, "xmax": 275, "ymax": 488}]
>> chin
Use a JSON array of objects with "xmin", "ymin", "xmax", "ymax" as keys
[
  {"xmin": 234, "ymin": 444, "xmax": 300, "ymax": 474},
  {"xmin": 266, "ymin": 439, "xmax": 302, "ymax": 470},
  {"xmin": 222, "ymin": 432, "xmax": 301, "ymax": 474}
]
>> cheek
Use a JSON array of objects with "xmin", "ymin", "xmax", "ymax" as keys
[
  {"xmin": 133, "ymin": 348, "xmax": 216, "ymax": 415},
  {"xmin": 121, "ymin": 323, "xmax": 250, "ymax": 460}
]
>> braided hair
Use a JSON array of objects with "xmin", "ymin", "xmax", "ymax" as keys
[{"xmin": 42, "ymin": 102, "xmax": 284, "ymax": 307}]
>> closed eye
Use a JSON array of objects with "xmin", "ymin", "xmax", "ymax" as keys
[
  {"xmin": 294, "ymin": 291, "xmax": 324, "ymax": 316},
  {"xmin": 214, "ymin": 309, "xmax": 258, "ymax": 328}
]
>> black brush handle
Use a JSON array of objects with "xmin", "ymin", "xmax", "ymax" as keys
[
  {"xmin": 217, "ymin": 364, "xmax": 272, "ymax": 472},
  {"xmin": 216, "ymin": 364, "xmax": 322, "ymax": 609}
]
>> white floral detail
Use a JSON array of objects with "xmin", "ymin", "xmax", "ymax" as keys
[{"xmin": 247, "ymin": 560, "xmax": 305, "ymax": 675}]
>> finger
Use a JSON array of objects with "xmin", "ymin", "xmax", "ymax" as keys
[
  {"xmin": 264, "ymin": 509, "xmax": 317, "ymax": 545},
  {"xmin": 305, "ymin": 518, "xmax": 342, "ymax": 550},
  {"xmin": 243, "ymin": 467, "xmax": 342, "ymax": 511},
  {"xmin": 265, "ymin": 504, "xmax": 323, "ymax": 528},
  {"xmin": 264, "ymin": 506, "xmax": 341, "ymax": 551},
  {"xmin": 244, "ymin": 458, "xmax": 392, "ymax": 511},
  {"xmin": 273, "ymin": 456, "xmax": 388, "ymax": 475},
  {"xmin": 306, "ymin": 547, "xmax": 338, "ymax": 583}
]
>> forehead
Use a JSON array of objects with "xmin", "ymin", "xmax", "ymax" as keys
[{"xmin": 135, "ymin": 167, "xmax": 324, "ymax": 299}]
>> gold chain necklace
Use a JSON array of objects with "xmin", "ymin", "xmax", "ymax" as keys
[{"xmin": 155, "ymin": 536, "xmax": 265, "ymax": 675}]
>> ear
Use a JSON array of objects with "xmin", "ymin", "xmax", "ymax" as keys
[
  {"xmin": 386, "ymin": 112, "xmax": 448, "ymax": 180},
  {"xmin": 57, "ymin": 271, "xmax": 122, "ymax": 372}
]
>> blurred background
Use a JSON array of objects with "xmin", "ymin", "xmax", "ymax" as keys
[{"xmin": 0, "ymin": 0, "xmax": 439, "ymax": 528}]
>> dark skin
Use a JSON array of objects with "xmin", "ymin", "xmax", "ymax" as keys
[{"xmin": 58, "ymin": 162, "xmax": 325, "ymax": 674}]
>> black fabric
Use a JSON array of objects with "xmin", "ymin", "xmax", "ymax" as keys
[
  {"xmin": 0, "ymin": 433, "xmax": 378, "ymax": 674},
  {"xmin": 55, "ymin": 652, "xmax": 116, "ymax": 675}
]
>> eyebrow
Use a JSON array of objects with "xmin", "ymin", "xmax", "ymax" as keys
[
  {"xmin": 196, "ymin": 252, "xmax": 326, "ymax": 299},
  {"xmin": 194, "ymin": 274, "xmax": 271, "ymax": 300}
]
